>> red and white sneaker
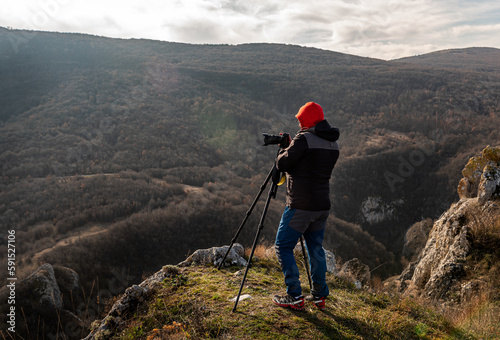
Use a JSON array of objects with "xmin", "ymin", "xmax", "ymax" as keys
[
  {"xmin": 272, "ymin": 294, "xmax": 305, "ymax": 310},
  {"xmin": 307, "ymin": 295, "xmax": 326, "ymax": 310}
]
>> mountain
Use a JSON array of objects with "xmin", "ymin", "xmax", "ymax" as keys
[
  {"xmin": 395, "ymin": 47, "xmax": 500, "ymax": 74},
  {"xmin": 1, "ymin": 27, "xmax": 500, "ymax": 338}
]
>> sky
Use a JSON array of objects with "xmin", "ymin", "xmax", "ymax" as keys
[{"xmin": 2, "ymin": 0, "xmax": 500, "ymax": 60}]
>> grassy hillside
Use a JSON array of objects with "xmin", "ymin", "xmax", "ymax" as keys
[{"xmin": 95, "ymin": 255, "xmax": 478, "ymax": 340}]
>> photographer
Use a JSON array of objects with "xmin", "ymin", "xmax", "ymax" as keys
[{"xmin": 273, "ymin": 102, "xmax": 340, "ymax": 311}]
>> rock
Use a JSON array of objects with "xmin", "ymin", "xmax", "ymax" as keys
[
  {"xmin": 52, "ymin": 265, "xmax": 80, "ymax": 311},
  {"xmin": 482, "ymin": 144, "xmax": 500, "ymax": 163},
  {"xmin": 177, "ymin": 243, "xmax": 247, "ymax": 268},
  {"xmin": 0, "ymin": 263, "xmax": 84, "ymax": 338},
  {"xmin": 410, "ymin": 199, "xmax": 472, "ymax": 300},
  {"xmin": 457, "ymin": 177, "xmax": 472, "ymax": 199},
  {"xmin": 460, "ymin": 279, "xmax": 487, "ymax": 303},
  {"xmin": 339, "ymin": 258, "xmax": 370, "ymax": 287},
  {"xmin": 53, "ymin": 265, "xmax": 80, "ymax": 291},
  {"xmin": 23, "ymin": 263, "xmax": 63, "ymax": 312},
  {"xmin": 458, "ymin": 145, "xmax": 500, "ymax": 200},
  {"xmin": 459, "ymin": 156, "xmax": 488, "ymax": 198},
  {"xmin": 397, "ymin": 261, "xmax": 419, "ymax": 292},
  {"xmin": 324, "ymin": 249, "xmax": 338, "ymax": 274},
  {"xmin": 402, "ymin": 218, "xmax": 433, "ymax": 262},
  {"xmin": 230, "ymin": 294, "xmax": 252, "ymax": 302},
  {"xmin": 478, "ymin": 161, "xmax": 500, "ymax": 204}
]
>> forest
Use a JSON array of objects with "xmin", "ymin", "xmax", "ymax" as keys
[{"xmin": 0, "ymin": 27, "xmax": 499, "ymax": 336}]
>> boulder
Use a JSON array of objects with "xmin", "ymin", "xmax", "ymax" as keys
[
  {"xmin": 339, "ymin": 258, "xmax": 371, "ymax": 287},
  {"xmin": 21, "ymin": 263, "xmax": 63, "ymax": 312},
  {"xmin": 53, "ymin": 265, "xmax": 80, "ymax": 311},
  {"xmin": 177, "ymin": 243, "xmax": 247, "ymax": 268}
]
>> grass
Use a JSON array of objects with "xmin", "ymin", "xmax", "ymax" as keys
[
  {"xmin": 110, "ymin": 257, "xmax": 477, "ymax": 340},
  {"xmin": 446, "ymin": 297, "xmax": 500, "ymax": 340}
]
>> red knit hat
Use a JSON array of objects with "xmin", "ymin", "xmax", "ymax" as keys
[{"xmin": 295, "ymin": 102, "xmax": 324, "ymax": 128}]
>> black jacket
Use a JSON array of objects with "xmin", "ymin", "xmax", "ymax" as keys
[{"xmin": 276, "ymin": 120, "xmax": 340, "ymax": 211}]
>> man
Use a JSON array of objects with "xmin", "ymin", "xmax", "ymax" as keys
[{"xmin": 273, "ymin": 102, "xmax": 340, "ymax": 311}]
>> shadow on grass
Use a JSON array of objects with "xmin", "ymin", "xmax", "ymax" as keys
[
  {"xmin": 234, "ymin": 305, "xmax": 383, "ymax": 340},
  {"xmin": 299, "ymin": 309, "xmax": 384, "ymax": 340}
]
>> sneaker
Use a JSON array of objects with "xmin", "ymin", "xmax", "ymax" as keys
[
  {"xmin": 306, "ymin": 295, "xmax": 326, "ymax": 310},
  {"xmin": 272, "ymin": 294, "xmax": 305, "ymax": 310}
]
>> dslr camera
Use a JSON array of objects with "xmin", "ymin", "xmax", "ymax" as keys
[{"xmin": 262, "ymin": 133, "xmax": 290, "ymax": 148}]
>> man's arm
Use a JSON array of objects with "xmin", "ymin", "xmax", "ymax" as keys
[{"xmin": 276, "ymin": 134, "xmax": 308, "ymax": 172}]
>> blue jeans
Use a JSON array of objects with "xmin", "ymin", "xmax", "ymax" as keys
[{"xmin": 275, "ymin": 207, "xmax": 330, "ymax": 298}]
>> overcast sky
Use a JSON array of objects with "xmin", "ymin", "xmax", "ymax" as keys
[{"xmin": 2, "ymin": 0, "xmax": 500, "ymax": 60}]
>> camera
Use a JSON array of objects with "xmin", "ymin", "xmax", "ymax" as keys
[{"xmin": 262, "ymin": 133, "xmax": 290, "ymax": 148}]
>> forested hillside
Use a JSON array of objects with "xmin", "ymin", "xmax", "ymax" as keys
[
  {"xmin": 396, "ymin": 47, "xmax": 500, "ymax": 74},
  {"xmin": 1, "ymin": 27, "xmax": 499, "ymax": 304}
]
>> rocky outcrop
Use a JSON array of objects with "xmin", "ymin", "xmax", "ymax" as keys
[
  {"xmin": 86, "ymin": 244, "xmax": 250, "ymax": 340},
  {"xmin": 177, "ymin": 243, "xmax": 247, "ymax": 267},
  {"xmin": 84, "ymin": 265, "xmax": 181, "ymax": 340},
  {"xmin": 407, "ymin": 199, "xmax": 472, "ymax": 300},
  {"xmin": 396, "ymin": 146, "xmax": 500, "ymax": 302},
  {"xmin": 458, "ymin": 145, "xmax": 500, "ymax": 202}
]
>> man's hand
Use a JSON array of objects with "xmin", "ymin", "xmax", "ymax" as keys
[{"xmin": 279, "ymin": 133, "xmax": 291, "ymax": 148}]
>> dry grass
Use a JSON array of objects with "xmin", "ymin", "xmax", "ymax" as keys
[
  {"xmin": 466, "ymin": 200, "xmax": 500, "ymax": 255},
  {"xmin": 245, "ymin": 242, "xmax": 274, "ymax": 261},
  {"xmin": 445, "ymin": 293, "xmax": 500, "ymax": 340}
]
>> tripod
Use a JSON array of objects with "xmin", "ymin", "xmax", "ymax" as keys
[{"xmin": 218, "ymin": 157, "xmax": 313, "ymax": 312}]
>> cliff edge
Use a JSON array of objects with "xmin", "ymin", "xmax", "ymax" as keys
[{"xmin": 392, "ymin": 146, "xmax": 500, "ymax": 313}]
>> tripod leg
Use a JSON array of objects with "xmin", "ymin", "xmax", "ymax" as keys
[
  {"xmin": 232, "ymin": 183, "xmax": 276, "ymax": 312},
  {"xmin": 299, "ymin": 236, "xmax": 313, "ymax": 291},
  {"xmin": 217, "ymin": 167, "xmax": 273, "ymax": 270}
]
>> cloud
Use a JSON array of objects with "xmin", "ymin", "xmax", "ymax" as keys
[{"xmin": 1, "ymin": 0, "xmax": 499, "ymax": 59}]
